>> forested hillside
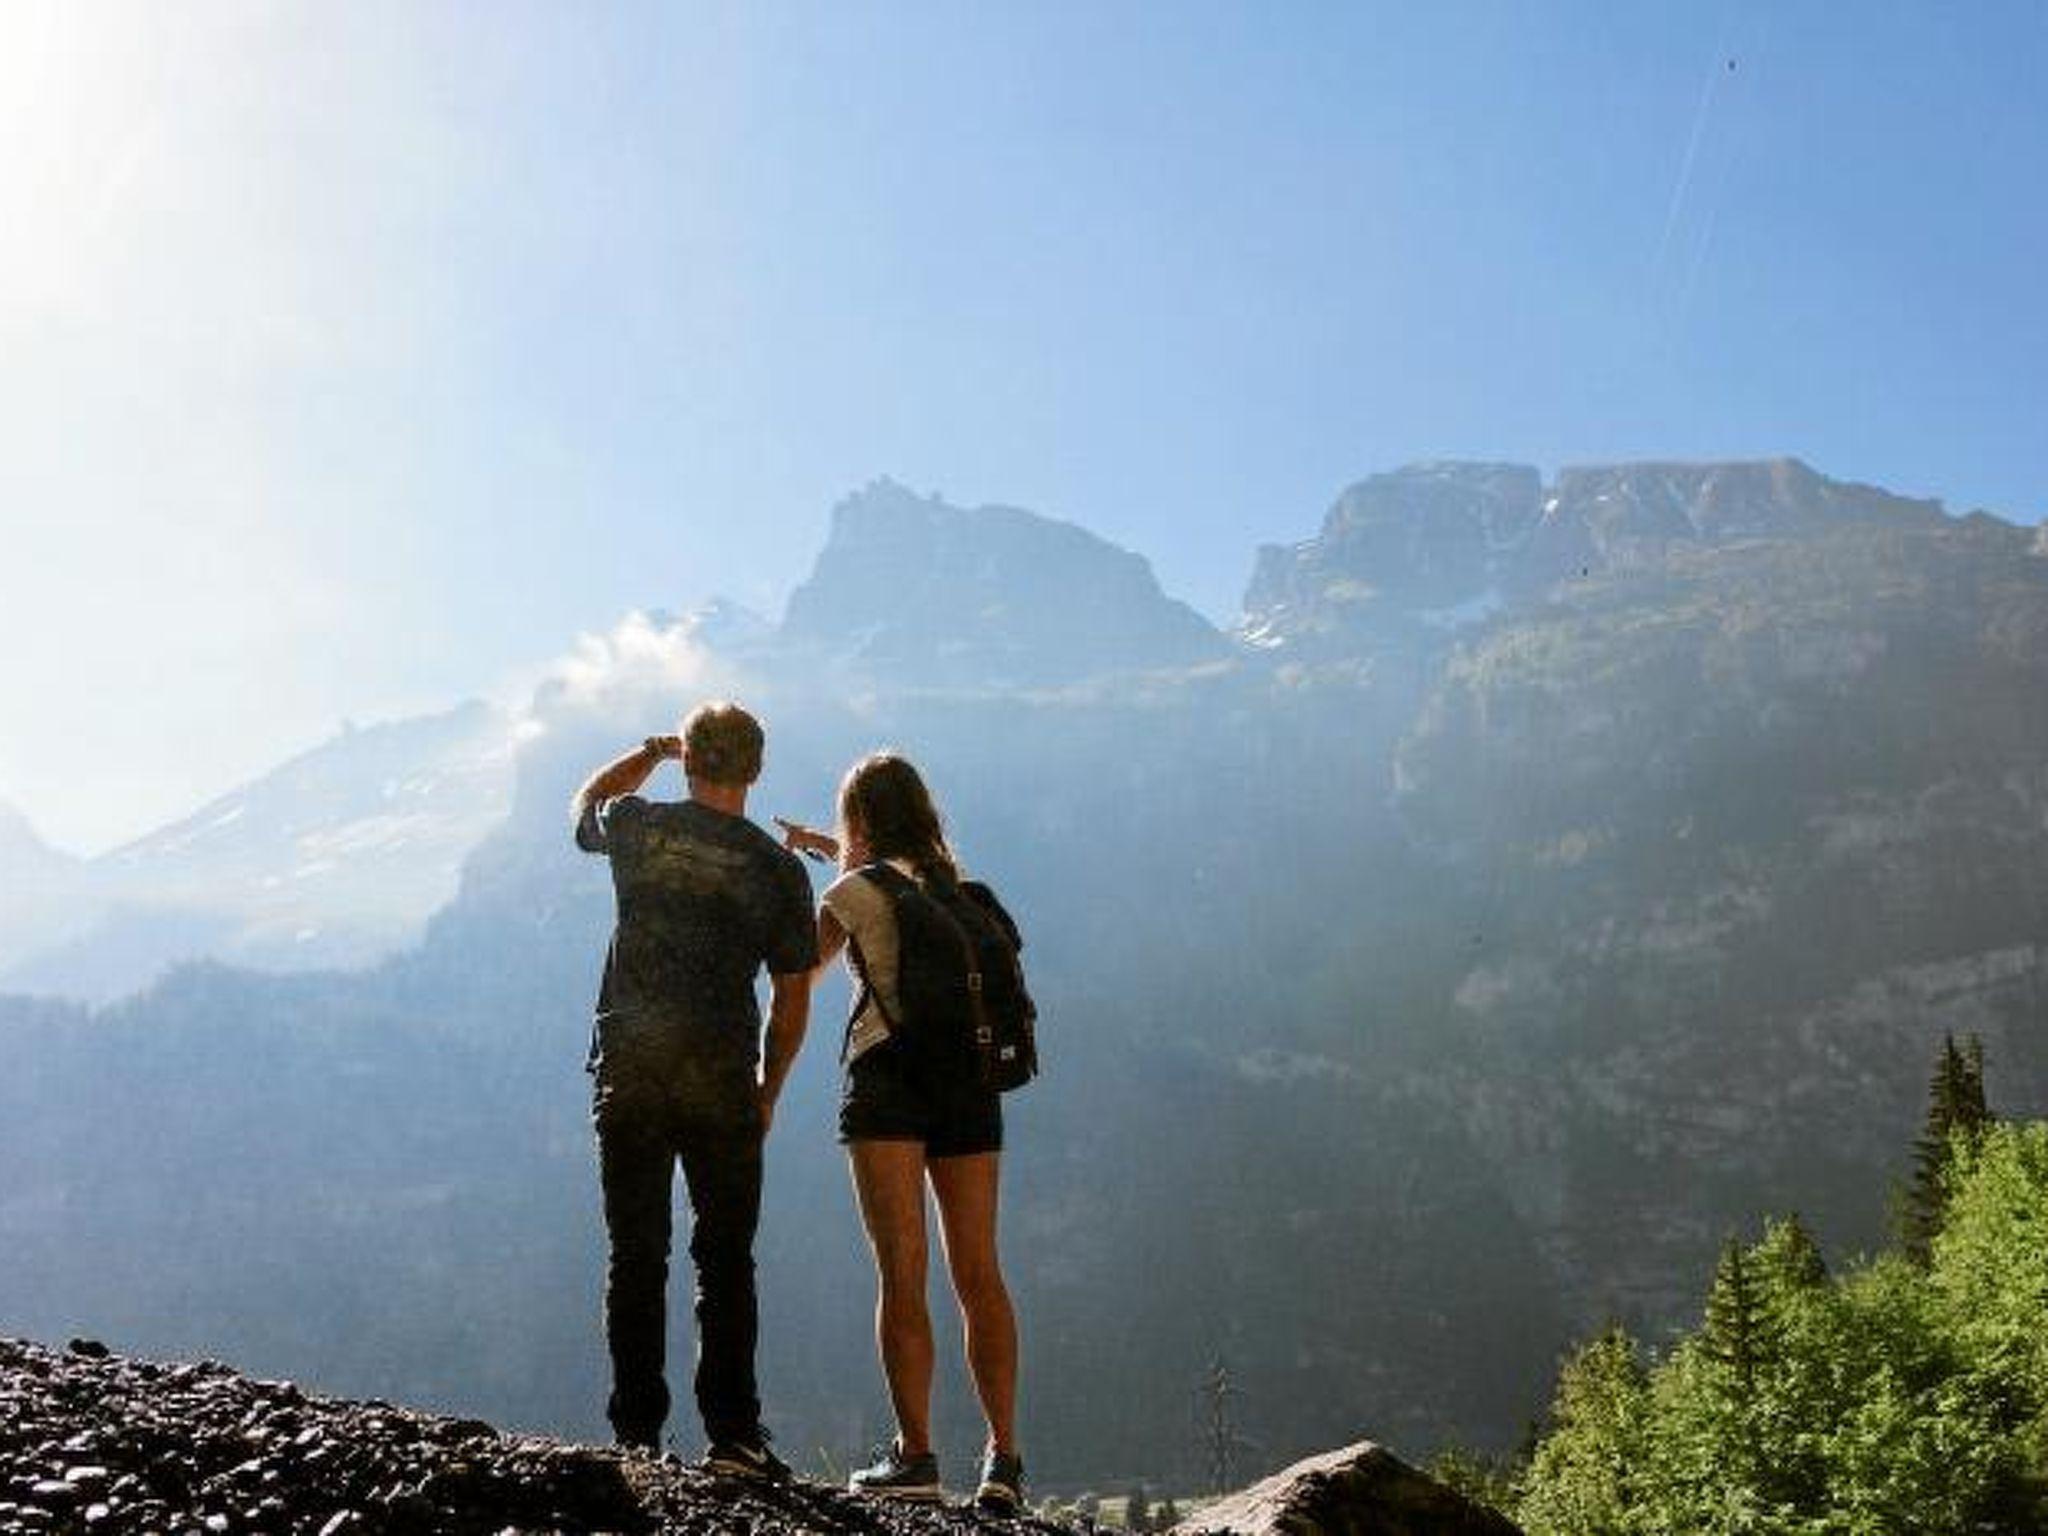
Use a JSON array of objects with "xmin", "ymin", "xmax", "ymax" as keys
[{"xmin": 1468, "ymin": 1038, "xmax": 2048, "ymax": 1533}]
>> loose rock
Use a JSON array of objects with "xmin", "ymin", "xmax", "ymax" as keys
[{"xmin": 2, "ymin": 1334, "xmax": 1073, "ymax": 1534}]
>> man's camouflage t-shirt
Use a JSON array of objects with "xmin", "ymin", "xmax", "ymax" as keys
[{"xmin": 575, "ymin": 795, "xmax": 818, "ymax": 1069}]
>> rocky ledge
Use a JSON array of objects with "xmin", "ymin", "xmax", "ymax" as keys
[
  {"xmin": 0, "ymin": 1336, "xmax": 1063, "ymax": 1535},
  {"xmin": 1, "ymin": 1336, "xmax": 1521, "ymax": 1535}
]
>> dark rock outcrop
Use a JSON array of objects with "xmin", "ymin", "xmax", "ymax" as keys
[
  {"xmin": 0, "ymin": 1335, "xmax": 1062, "ymax": 1535},
  {"xmin": 782, "ymin": 478, "xmax": 1227, "ymax": 686},
  {"xmin": 1171, "ymin": 1442, "xmax": 1522, "ymax": 1536}
]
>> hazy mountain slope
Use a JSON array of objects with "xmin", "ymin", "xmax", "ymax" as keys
[
  {"xmin": 0, "ymin": 493, "xmax": 1542, "ymax": 1480},
  {"xmin": 0, "ymin": 801, "xmax": 77, "ymax": 875},
  {"xmin": 4, "ymin": 460, "xmax": 2045, "ymax": 1489},
  {"xmin": 0, "ymin": 701, "xmax": 519, "ymax": 1001},
  {"xmin": 0, "ymin": 803, "xmax": 90, "ymax": 964}
]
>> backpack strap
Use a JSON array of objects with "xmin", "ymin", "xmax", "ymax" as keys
[
  {"xmin": 838, "ymin": 866, "xmax": 905, "ymax": 1064},
  {"xmin": 859, "ymin": 860, "xmax": 914, "ymax": 893},
  {"xmin": 839, "ymin": 933, "xmax": 870, "ymax": 1065}
]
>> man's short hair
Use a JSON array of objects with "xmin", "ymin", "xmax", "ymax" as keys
[{"xmin": 682, "ymin": 701, "xmax": 765, "ymax": 786}]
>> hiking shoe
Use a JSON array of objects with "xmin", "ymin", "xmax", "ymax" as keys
[
  {"xmin": 974, "ymin": 1449, "xmax": 1026, "ymax": 1513},
  {"xmin": 702, "ymin": 1428, "xmax": 792, "ymax": 1483},
  {"xmin": 849, "ymin": 1444, "xmax": 942, "ymax": 1501}
]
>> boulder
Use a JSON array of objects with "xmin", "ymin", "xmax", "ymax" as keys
[{"xmin": 1170, "ymin": 1441, "xmax": 1523, "ymax": 1536}]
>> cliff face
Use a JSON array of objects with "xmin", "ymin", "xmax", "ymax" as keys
[{"xmin": 1381, "ymin": 507, "xmax": 2048, "ymax": 1320}]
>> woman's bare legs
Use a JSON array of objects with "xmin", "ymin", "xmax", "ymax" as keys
[
  {"xmin": 849, "ymin": 1139, "xmax": 935, "ymax": 1454},
  {"xmin": 929, "ymin": 1151, "xmax": 1018, "ymax": 1455}
]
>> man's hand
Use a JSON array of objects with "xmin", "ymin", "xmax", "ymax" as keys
[
  {"xmin": 570, "ymin": 737, "xmax": 674, "ymax": 842},
  {"xmin": 775, "ymin": 817, "xmax": 839, "ymax": 864}
]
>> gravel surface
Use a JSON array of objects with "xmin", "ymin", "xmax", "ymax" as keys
[{"xmin": 0, "ymin": 1336, "xmax": 1067, "ymax": 1536}]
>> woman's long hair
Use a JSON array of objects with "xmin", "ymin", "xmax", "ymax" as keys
[{"xmin": 837, "ymin": 752, "xmax": 959, "ymax": 884}]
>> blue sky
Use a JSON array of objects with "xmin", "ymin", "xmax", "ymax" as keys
[{"xmin": 2, "ymin": 1, "xmax": 2044, "ymax": 851}]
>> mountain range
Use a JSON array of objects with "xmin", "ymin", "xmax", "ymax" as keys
[{"xmin": 4, "ymin": 458, "xmax": 2045, "ymax": 1490}]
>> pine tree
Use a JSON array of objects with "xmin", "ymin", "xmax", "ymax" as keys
[
  {"xmin": 1702, "ymin": 1235, "xmax": 1766, "ymax": 1393},
  {"xmin": 1514, "ymin": 1325, "xmax": 1649, "ymax": 1535},
  {"xmin": 1902, "ymin": 1033, "xmax": 1995, "ymax": 1263},
  {"xmin": 1745, "ymin": 1214, "xmax": 1832, "ymax": 1512},
  {"xmin": 1661, "ymin": 1235, "xmax": 1784, "ymax": 1516},
  {"xmin": 1156, "ymin": 1494, "xmax": 1181, "ymax": 1529},
  {"xmin": 1753, "ymin": 1212, "xmax": 1827, "ymax": 1293},
  {"xmin": 1123, "ymin": 1485, "xmax": 1150, "ymax": 1532}
]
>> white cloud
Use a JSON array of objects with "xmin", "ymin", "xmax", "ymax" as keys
[{"xmin": 527, "ymin": 610, "xmax": 743, "ymax": 727}]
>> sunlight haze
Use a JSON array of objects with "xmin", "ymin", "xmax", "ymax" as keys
[{"xmin": 3, "ymin": 1, "xmax": 2044, "ymax": 851}]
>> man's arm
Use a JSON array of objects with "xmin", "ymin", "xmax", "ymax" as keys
[
  {"xmin": 758, "ymin": 972, "xmax": 811, "ymax": 1135},
  {"xmin": 569, "ymin": 736, "xmax": 678, "ymax": 844}
]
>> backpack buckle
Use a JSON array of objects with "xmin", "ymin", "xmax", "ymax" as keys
[{"xmin": 967, "ymin": 972, "xmax": 983, "ymax": 993}]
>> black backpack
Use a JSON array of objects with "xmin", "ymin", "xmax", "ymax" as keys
[{"xmin": 858, "ymin": 862, "xmax": 1038, "ymax": 1092}]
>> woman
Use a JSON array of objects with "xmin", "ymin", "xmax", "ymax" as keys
[{"xmin": 780, "ymin": 752, "xmax": 1025, "ymax": 1512}]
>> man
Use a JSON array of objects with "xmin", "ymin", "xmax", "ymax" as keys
[{"xmin": 571, "ymin": 700, "xmax": 817, "ymax": 1476}]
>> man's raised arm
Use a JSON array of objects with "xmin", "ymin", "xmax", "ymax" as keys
[{"xmin": 570, "ymin": 736, "xmax": 679, "ymax": 847}]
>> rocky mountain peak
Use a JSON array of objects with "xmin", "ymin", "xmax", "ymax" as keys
[
  {"xmin": 1242, "ymin": 463, "xmax": 1543, "ymax": 646},
  {"xmin": 1323, "ymin": 462, "xmax": 1546, "ymax": 543},
  {"xmin": 781, "ymin": 479, "xmax": 1226, "ymax": 686},
  {"xmin": 1243, "ymin": 456, "xmax": 1957, "ymax": 650}
]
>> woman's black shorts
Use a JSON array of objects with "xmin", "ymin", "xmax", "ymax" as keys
[{"xmin": 839, "ymin": 1036, "xmax": 1003, "ymax": 1158}]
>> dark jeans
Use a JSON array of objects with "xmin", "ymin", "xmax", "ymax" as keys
[{"xmin": 593, "ymin": 1061, "xmax": 763, "ymax": 1447}]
